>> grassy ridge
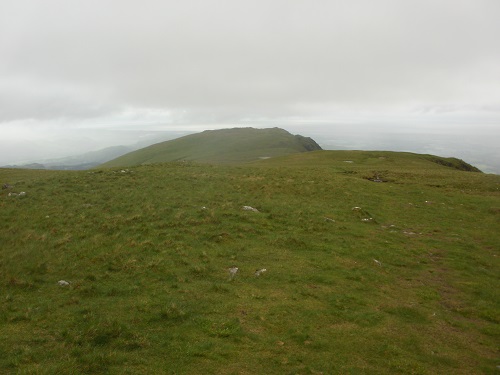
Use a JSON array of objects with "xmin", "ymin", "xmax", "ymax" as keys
[
  {"xmin": 100, "ymin": 127, "xmax": 322, "ymax": 168},
  {"xmin": 1, "ymin": 151, "xmax": 499, "ymax": 374}
]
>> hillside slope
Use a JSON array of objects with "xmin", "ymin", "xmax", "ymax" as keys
[
  {"xmin": 253, "ymin": 149, "xmax": 482, "ymax": 173},
  {"xmin": 99, "ymin": 127, "xmax": 322, "ymax": 167},
  {"xmin": 1, "ymin": 151, "xmax": 498, "ymax": 374}
]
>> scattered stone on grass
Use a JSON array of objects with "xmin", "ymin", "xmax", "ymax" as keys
[
  {"xmin": 373, "ymin": 259, "xmax": 382, "ymax": 266},
  {"xmin": 255, "ymin": 268, "xmax": 267, "ymax": 276},
  {"xmin": 228, "ymin": 267, "xmax": 239, "ymax": 279},
  {"xmin": 58, "ymin": 280, "xmax": 70, "ymax": 286},
  {"xmin": 366, "ymin": 173, "xmax": 386, "ymax": 182},
  {"xmin": 352, "ymin": 207, "xmax": 377, "ymax": 223},
  {"xmin": 8, "ymin": 191, "xmax": 26, "ymax": 197},
  {"xmin": 112, "ymin": 169, "xmax": 132, "ymax": 174},
  {"xmin": 324, "ymin": 217, "xmax": 336, "ymax": 222},
  {"xmin": 242, "ymin": 206, "xmax": 259, "ymax": 212}
]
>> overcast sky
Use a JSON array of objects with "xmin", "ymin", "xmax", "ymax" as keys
[{"xmin": 1, "ymin": 0, "xmax": 499, "ymax": 170}]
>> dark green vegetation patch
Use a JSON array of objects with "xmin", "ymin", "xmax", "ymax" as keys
[{"xmin": 1, "ymin": 150, "xmax": 499, "ymax": 374}]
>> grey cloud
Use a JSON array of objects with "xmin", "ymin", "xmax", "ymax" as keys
[
  {"xmin": 0, "ymin": 84, "xmax": 117, "ymax": 122},
  {"xmin": 2, "ymin": 0, "xmax": 499, "ymax": 124}
]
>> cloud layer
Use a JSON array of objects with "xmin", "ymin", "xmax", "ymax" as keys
[{"xmin": 2, "ymin": 0, "xmax": 499, "ymax": 124}]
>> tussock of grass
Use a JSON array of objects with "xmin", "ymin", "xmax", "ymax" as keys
[{"xmin": 1, "ymin": 150, "xmax": 499, "ymax": 374}]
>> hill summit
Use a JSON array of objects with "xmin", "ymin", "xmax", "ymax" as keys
[{"xmin": 100, "ymin": 127, "xmax": 322, "ymax": 167}]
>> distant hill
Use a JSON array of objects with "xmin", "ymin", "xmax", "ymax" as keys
[{"xmin": 99, "ymin": 127, "xmax": 322, "ymax": 167}]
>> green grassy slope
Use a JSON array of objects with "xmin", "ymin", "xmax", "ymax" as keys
[
  {"xmin": 1, "ymin": 151, "xmax": 499, "ymax": 374},
  {"xmin": 254, "ymin": 149, "xmax": 482, "ymax": 172},
  {"xmin": 99, "ymin": 127, "xmax": 322, "ymax": 168}
]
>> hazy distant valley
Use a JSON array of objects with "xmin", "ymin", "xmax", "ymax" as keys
[{"xmin": 1, "ymin": 130, "xmax": 194, "ymax": 170}]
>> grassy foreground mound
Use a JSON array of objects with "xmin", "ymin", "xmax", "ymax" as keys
[
  {"xmin": 1, "ymin": 151, "xmax": 499, "ymax": 374},
  {"xmin": 100, "ymin": 127, "xmax": 322, "ymax": 168}
]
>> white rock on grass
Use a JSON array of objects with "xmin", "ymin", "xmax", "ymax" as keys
[
  {"xmin": 228, "ymin": 267, "xmax": 239, "ymax": 279},
  {"xmin": 255, "ymin": 268, "xmax": 267, "ymax": 276},
  {"xmin": 242, "ymin": 206, "xmax": 259, "ymax": 212},
  {"xmin": 8, "ymin": 192, "xmax": 26, "ymax": 197},
  {"xmin": 58, "ymin": 280, "xmax": 70, "ymax": 286}
]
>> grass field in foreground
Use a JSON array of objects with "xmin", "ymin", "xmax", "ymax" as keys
[{"xmin": 1, "ymin": 151, "xmax": 499, "ymax": 374}]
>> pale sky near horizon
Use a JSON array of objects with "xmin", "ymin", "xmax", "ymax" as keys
[{"xmin": 1, "ymin": 0, "xmax": 499, "ymax": 170}]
